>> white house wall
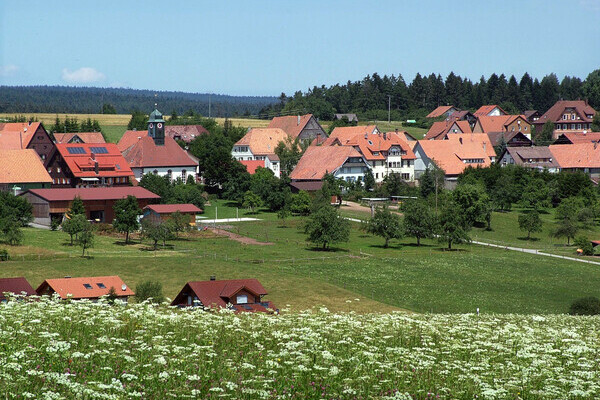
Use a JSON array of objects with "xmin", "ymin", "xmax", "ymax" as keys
[{"xmin": 136, "ymin": 166, "xmax": 198, "ymax": 182}]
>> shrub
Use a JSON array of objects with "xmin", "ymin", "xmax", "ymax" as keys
[
  {"xmin": 0, "ymin": 249, "xmax": 9, "ymax": 261},
  {"xmin": 50, "ymin": 218, "xmax": 60, "ymax": 231},
  {"xmin": 574, "ymin": 236, "xmax": 594, "ymax": 256},
  {"xmin": 569, "ymin": 296, "xmax": 600, "ymax": 315},
  {"xmin": 135, "ymin": 281, "xmax": 165, "ymax": 304}
]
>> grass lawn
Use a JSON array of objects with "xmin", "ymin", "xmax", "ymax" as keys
[{"xmin": 99, "ymin": 124, "xmax": 127, "ymax": 143}]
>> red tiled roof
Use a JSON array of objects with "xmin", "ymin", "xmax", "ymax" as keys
[
  {"xmin": 165, "ymin": 125, "xmax": 209, "ymax": 143},
  {"xmin": 344, "ymin": 132, "xmax": 416, "ymax": 161},
  {"xmin": 267, "ymin": 114, "xmax": 313, "ymax": 139},
  {"xmin": 474, "ymin": 105, "xmax": 507, "ymax": 117},
  {"xmin": 424, "ymin": 120, "xmax": 471, "ymax": 140},
  {"xmin": 536, "ymin": 100, "xmax": 596, "ymax": 124},
  {"xmin": 446, "ymin": 134, "xmax": 496, "ymax": 159},
  {"xmin": 0, "ymin": 122, "xmax": 42, "ymax": 149},
  {"xmin": 239, "ymin": 159, "xmax": 265, "ymax": 174},
  {"xmin": 290, "ymin": 180, "xmax": 324, "ymax": 191},
  {"xmin": 426, "ymin": 105, "xmax": 456, "ymax": 118},
  {"xmin": 25, "ymin": 186, "xmax": 160, "ymax": 202},
  {"xmin": 122, "ymin": 136, "xmax": 197, "ymax": 168},
  {"xmin": 503, "ymin": 146, "xmax": 559, "ymax": 169},
  {"xmin": 416, "ymin": 138, "xmax": 492, "ymax": 176},
  {"xmin": 290, "ymin": 145, "xmax": 364, "ymax": 180},
  {"xmin": 0, "ymin": 149, "xmax": 52, "ymax": 184},
  {"xmin": 235, "ymin": 128, "xmax": 289, "ymax": 157},
  {"xmin": 549, "ymin": 142, "xmax": 600, "ymax": 169},
  {"xmin": 173, "ymin": 279, "xmax": 269, "ymax": 310},
  {"xmin": 144, "ymin": 204, "xmax": 202, "ymax": 214},
  {"xmin": 475, "ymin": 115, "xmax": 528, "ymax": 133},
  {"xmin": 0, "ymin": 277, "xmax": 36, "ymax": 300},
  {"xmin": 36, "ymin": 276, "xmax": 135, "ymax": 300},
  {"xmin": 55, "ymin": 143, "xmax": 134, "ymax": 179},
  {"xmin": 554, "ymin": 132, "xmax": 600, "ymax": 144},
  {"xmin": 324, "ymin": 125, "xmax": 378, "ymax": 146},
  {"xmin": 118, "ymin": 130, "xmax": 147, "ymax": 152},
  {"xmin": 54, "ymin": 132, "xmax": 106, "ymax": 144}
]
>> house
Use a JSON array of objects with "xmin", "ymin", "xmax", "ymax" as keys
[
  {"xmin": 413, "ymin": 135, "xmax": 493, "ymax": 187},
  {"xmin": 119, "ymin": 108, "xmax": 199, "ymax": 182},
  {"xmin": 424, "ymin": 120, "xmax": 471, "ymax": 140},
  {"xmin": 426, "ymin": 105, "xmax": 459, "ymax": 119},
  {"xmin": 0, "ymin": 122, "xmax": 55, "ymax": 165},
  {"xmin": 54, "ymin": 132, "xmax": 106, "ymax": 144},
  {"xmin": 0, "ymin": 277, "xmax": 36, "ymax": 302},
  {"xmin": 499, "ymin": 146, "xmax": 559, "ymax": 172},
  {"xmin": 334, "ymin": 113, "xmax": 358, "ymax": 123},
  {"xmin": 331, "ymin": 131, "xmax": 417, "ymax": 182},
  {"xmin": 533, "ymin": 100, "xmax": 596, "ymax": 136},
  {"xmin": 549, "ymin": 142, "xmax": 600, "ymax": 178},
  {"xmin": 486, "ymin": 131, "xmax": 532, "ymax": 148},
  {"xmin": 165, "ymin": 125, "xmax": 209, "ymax": 144},
  {"xmin": 239, "ymin": 160, "xmax": 265, "ymax": 174},
  {"xmin": 290, "ymin": 145, "xmax": 371, "ymax": 191},
  {"xmin": 0, "ymin": 149, "xmax": 52, "ymax": 193},
  {"xmin": 553, "ymin": 131, "xmax": 600, "ymax": 145},
  {"xmin": 448, "ymin": 110, "xmax": 477, "ymax": 127},
  {"xmin": 446, "ymin": 134, "xmax": 496, "ymax": 162},
  {"xmin": 171, "ymin": 278, "xmax": 277, "ymax": 313},
  {"xmin": 472, "ymin": 115, "xmax": 532, "ymax": 138},
  {"xmin": 474, "ymin": 105, "xmax": 507, "ymax": 117},
  {"xmin": 267, "ymin": 114, "xmax": 327, "ymax": 143},
  {"xmin": 20, "ymin": 186, "xmax": 160, "ymax": 226},
  {"xmin": 46, "ymin": 143, "xmax": 134, "ymax": 187},
  {"xmin": 523, "ymin": 110, "xmax": 541, "ymax": 123},
  {"xmin": 324, "ymin": 125, "xmax": 380, "ymax": 145},
  {"xmin": 142, "ymin": 204, "xmax": 203, "ymax": 226},
  {"xmin": 232, "ymin": 128, "xmax": 289, "ymax": 177},
  {"xmin": 36, "ymin": 276, "xmax": 135, "ymax": 302}
]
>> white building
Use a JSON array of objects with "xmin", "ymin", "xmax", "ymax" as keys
[{"xmin": 232, "ymin": 128, "xmax": 290, "ymax": 178}]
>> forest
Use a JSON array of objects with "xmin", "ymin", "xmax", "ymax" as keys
[
  {"xmin": 259, "ymin": 69, "xmax": 600, "ymax": 122},
  {"xmin": 0, "ymin": 85, "xmax": 277, "ymax": 116}
]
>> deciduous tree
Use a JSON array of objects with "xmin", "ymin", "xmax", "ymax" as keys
[
  {"xmin": 402, "ymin": 199, "xmax": 437, "ymax": 246},
  {"xmin": 304, "ymin": 205, "xmax": 350, "ymax": 250},
  {"xmin": 365, "ymin": 206, "xmax": 403, "ymax": 248},
  {"xmin": 518, "ymin": 211, "xmax": 542, "ymax": 240},
  {"xmin": 113, "ymin": 196, "xmax": 141, "ymax": 244}
]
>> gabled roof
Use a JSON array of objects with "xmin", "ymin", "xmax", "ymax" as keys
[
  {"xmin": 416, "ymin": 138, "xmax": 492, "ymax": 176},
  {"xmin": 118, "ymin": 130, "xmax": 148, "ymax": 152},
  {"xmin": 121, "ymin": 136, "xmax": 197, "ymax": 168},
  {"xmin": 174, "ymin": 279, "xmax": 268, "ymax": 309},
  {"xmin": 446, "ymin": 134, "xmax": 496, "ymax": 159},
  {"xmin": 55, "ymin": 143, "xmax": 134, "ymax": 178},
  {"xmin": 536, "ymin": 100, "xmax": 596, "ymax": 124},
  {"xmin": 0, "ymin": 277, "xmax": 36, "ymax": 300},
  {"xmin": 54, "ymin": 132, "xmax": 105, "ymax": 144},
  {"xmin": 503, "ymin": 146, "xmax": 559, "ymax": 169},
  {"xmin": 549, "ymin": 142, "xmax": 600, "ymax": 169},
  {"xmin": 24, "ymin": 186, "xmax": 160, "ymax": 202},
  {"xmin": 487, "ymin": 131, "xmax": 532, "ymax": 147},
  {"xmin": 426, "ymin": 106, "xmax": 457, "ymax": 118},
  {"xmin": 553, "ymin": 132, "xmax": 600, "ymax": 144},
  {"xmin": 523, "ymin": 110, "xmax": 540, "ymax": 119},
  {"xmin": 474, "ymin": 105, "xmax": 507, "ymax": 117},
  {"xmin": 0, "ymin": 149, "xmax": 52, "ymax": 184},
  {"xmin": 36, "ymin": 276, "xmax": 135, "ymax": 300},
  {"xmin": 234, "ymin": 128, "xmax": 289, "ymax": 157},
  {"xmin": 267, "ymin": 114, "xmax": 314, "ymax": 139},
  {"xmin": 165, "ymin": 125, "xmax": 209, "ymax": 143},
  {"xmin": 343, "ymin": 132, "xmax": 416, "ymax": 161},
  {"xmin": 475, "ymin": 115, "xmax": 528, "ymax": 133},
  {"xmin": 239, "ymin": 159, "xmax": 265, "ymax": 174},
  {"xmin": 144, "ymin": 204, "xmax": 202, "ymax": 214},
  {"xmin": 424, "ymin": 120, "xmax": 471, "ymax": 140},
  {"xmin": 0, "ymin": 122, "xmax": 43, "ymax": 149},
  {"xmin": 324, "ymin": 125, "xmax": 378, "ymax": 145},
  {"xmin": 290, "ymin": 145, "xmax": 365, "ymax": 181},
  {"xmin": 448, "ymin": 110, "xmax": 473, "ymax": 120}
]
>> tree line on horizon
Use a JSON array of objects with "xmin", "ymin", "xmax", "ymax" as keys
[{"xmin": 259, "ymin": 70, "xmax": 600, "ymax": 122}]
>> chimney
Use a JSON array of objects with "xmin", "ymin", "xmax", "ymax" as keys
[
  {"xmin": 483, "ymin": 142, "xmax": 487, "ymax": 152},
  {"xmin": 94, "ymin": 161, "xmax": 99, "ymax": 175},
  {"xmin": 90, "ymin": 152, "xmax": 96, "ymax": 161},
  {"xmin": 383, "ymin": 132, "xmax": 387, "ymax": 140},
  {"xmin": 395, "ymin": 128, "xmax": 398, "ymax": 133},
  {"xmin": 297, "ymin": 115, "xmax": 300, "ymax": 126},
  {"xmin": 459, "ymin": 137, "xmax": 463, "ymax": 144},
  {"xmin": 210, "ymin": 275, "xmax": 216, "ymax": 281},
  {"xmin": 595, "ymin": 141, "xmax": 598, "ymax": 150}
]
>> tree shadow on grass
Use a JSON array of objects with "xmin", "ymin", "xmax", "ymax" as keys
[
  {"xmin": 432, "ymin": 247, "xmax": 469, "ymax": 252},
  {"xmin": 402, "ymin": 242, "xmax": 435, "ymax": 248},
  {"xmin": 113, "ymin": 240, "xmax": 140, "ymax": 246},
  {"xmin": 517, "ymin": 237, "xmax": 540, "ymax": 242},
  {"xmin": 139, "ymin": 244, "xmax": 175, "ymax": 252},
  {"xmin": 369, "ymin": 244, "xmax": 404, "ymax": 250},
  {"xmin": 306, "ymin": 246, "xmax": 350, "ymax": 253}
]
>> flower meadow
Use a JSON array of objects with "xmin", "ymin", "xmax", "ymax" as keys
[{"xmin": 1, "ymin": 298, "xmax": 600, "ymax": 399}]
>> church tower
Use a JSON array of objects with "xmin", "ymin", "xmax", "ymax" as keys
[{"xmin": 148, "ymin": 105, "xmax": 165, "ymax": 146}]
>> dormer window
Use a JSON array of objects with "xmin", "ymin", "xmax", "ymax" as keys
[
  {"xmin": 236, "ymin": 294, "xmax": 248, "ymax": 304},
  {"xmin": 83, "ymin": 284, "xmax": 92, "ymax": 290}
]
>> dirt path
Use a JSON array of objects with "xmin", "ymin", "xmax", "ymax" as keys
[
  {"xmin": 342, "ymin": 201, "xmax": 402, "ymax": 215},
  {"xmin": 209, "ymin": 228, "xmax": 274, "ymax": 246}
]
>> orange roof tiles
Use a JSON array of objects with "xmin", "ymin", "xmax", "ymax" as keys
[
  {"xmin": 474, "ymin": 105, "xmax": 507, "ymax": 117},
  {"xmin": 0, "ymin": 122, "xmax": 42, "ymax": 149},
  {"xmin": 36, "ymin": 276, "xmax": 135, "ymax": 300},
  {"xmin": 549, "ymin": 143, "xmax": 600, "ymax": 169},
  {"xmin": 537, "ymin": 100, "xmax": 596, "ymax": 124},
  {"xmin": 54, "ymin": 132, "xmax": 106, "ymax": 144},
  {"xmin": 239, "ymin": 159, "xmax": 265, "ymax": 174},
  {"xmin": 446, "ymin": 134, "xmax": 496, "ymax": 159},
  {"xmin": 235, "ymin": 128, "xmax": 289, "ymax": 157},
  {"xmin": 343, "ymin": 131, "xmax": 416, "ymax": 160},
  {"xmin": 416, "ymin": 138, "xmax": 492, "ymax": 176},
  {"xmin": 475, "ymin": 115, "xmax": 528, "ymax": 133},
  {"xmin": 55, "ymin": 143, "xmax": 134, "ymax": 178},
  {"xmin": 424, "ymin": 120, "xmax": 471, "ymax": 140},
  {"xmin": 290, "ymin": 145, "xmax": 364, "ymax": 180},
  {"xmin": 121, "ymin": 136, "xmax": 197, "ymax": 168},
  {"xmin": 0, "ymin": 149, "xmax": 52, "ymax": 184},
  {"xmin": 172, "ymin": 279, "xmax": 270, "ymax": 311},
  {"xmin": 267, "ymin": 114, "xmax": 313, "ymax": 139},
  {"xmin": 26, "ymin": 186, "xmax": 160, "ymax": 202},
  {"xmin": 144, "ymin": 204, "xmax": 202, "ymax": 214},
  {"xmin": 426, "ymin": 105, "xmax": 456, "ymax": 118},
  {"xmin": 324, "ymin": 125, "xmax": 378, "ymax": 146},
  {"xmin": 555, "ymin": 132, "xmax": 600, "ymax": 144}
]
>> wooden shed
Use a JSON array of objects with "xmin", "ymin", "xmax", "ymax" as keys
[{"xmin": 142, "ymin": 204, "xmax": 203, "ymax": 226}]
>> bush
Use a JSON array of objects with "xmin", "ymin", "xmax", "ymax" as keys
[
  {"xmin": 574, "ymin": 236, "xmax": 594, "ymax": 256},
  {"xmin": 569, "ymin": 297, "xmax": 600, "ymax": 315},
  {"xmin": 50, "ymin": 218, "xmax": 60, "ymax": 231},
  {"xmin": 0, "ymin": 249, "xmax": 9, "ymax": 261},
  {"xmin": 94, "ymin": 223, "xmax": 116, "ymax": 235},
  {"xmin": 135, "ymin": 281, "xmax": 165, "ymax": 304}
]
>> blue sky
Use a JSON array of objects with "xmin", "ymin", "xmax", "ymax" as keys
[{"xmin": 1, "ymin": 0, "xmax": 599, "ymax": 96}]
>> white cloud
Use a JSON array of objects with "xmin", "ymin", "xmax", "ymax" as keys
[
  {"xmin": 0, "ymin": 64, "xmax": 19, "ymax": 77},
  {"xmin": 61, "ymin": 67, "xmax": 105, "ymax": 84}
]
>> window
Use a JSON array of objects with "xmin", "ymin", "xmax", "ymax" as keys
[
  {"xmin": 563, "ymin": 124, "xmax": 567, "ymax": 130},
  {"xmin": 563, "ymin": 115, "xmax": 567, "ymax": 120},
  {"xmin": 236, "ymin": 294, "xmax": 248, "ymax": 304},
  {"xmin": 153, "ymin": 169, "xmax": 158, "ymax": 174},
  {"xmin": 524, "ymin": 126, "xmax": 528, "ymax": 131},
  {"xmin": 167, "ymin": 170, "xmax": 172, "ymax": 182},
  {"xmin": 571, "ymin": 124, "xmax": 576, "ymax": 130},
  {"xmin": 401, "ymin": 173, "xmax": 410, "ymax": 180},
  {"xmin": 83, "ymin": 284, "xmax": 93, "ymax": 290},
  {"xmin": 571, "ymin": 114, "xmax": 575, "ymax": 120},
  {"xmin": 182, "ymin": 169, "xmax": 187, "ymax": 178},
  {"xmin": 57, "ymin": 167, "xmax": 61, "ymax": 173},
  {"xmin": 577, "ymin": 124, "xmax": 581, "ymax": 130},
  {"xmin": 48, "ymin": 168, "xmax": 52, "ymax": 174},
  {"xmin": 96, "ymin": 283, "xmax": 106, "ymax": 289}
]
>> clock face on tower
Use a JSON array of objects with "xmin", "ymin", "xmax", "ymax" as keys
[
  {"xmin": 157, "ymin": 123, "xmax": 163, "ymax": 129},
  {"xmin": 149, "ymin": 123, "xmax": 154, "ymax": 129}
]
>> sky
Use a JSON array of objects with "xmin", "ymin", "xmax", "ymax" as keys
[{"xmin": 1, "ymin": 0, "xmax": 599, "ymax": 96}]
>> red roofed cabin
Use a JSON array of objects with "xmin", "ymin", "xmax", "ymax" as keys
[
  {"xmin": 533, "ymin": 100, "xmax": 596, "ymax": 137},
  {"xmin": 143, "ymin": 204, "xmax": 203, "ymax": 226},
  {"xmin": 0, "ymin": 122, "xmax": 55, "ymax": 165},
  {"xmin": 267, "ymin": 114, "xmax": 327, "ymax": 143},
  {"xmin": 20, "ymin": 186, "xmax": 160, "ymax": 226},
  {"xmin": 36, "ymin": 276, "xmax": 135, "ymax": 302},
  {"xmin": 426, "ymin": 105, "xmax": 459, "ymax": 119},
  {"xmin": 46, "ymin": 143, "xmax": 134, "ymax": 187},
  {"xmin": 171, "ymin": 278, "xmax": 277, "ymax": 313},
  {"xmin": 0, "ymin": 277, "xmax": 36, "ymax": 302}
]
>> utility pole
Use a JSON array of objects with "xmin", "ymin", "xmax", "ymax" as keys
[
  {"xmin": 388, "ymin": 95, "xmax": 391, "ymax": 123},
  {"xmin": 209, "ymin": 94, "xmax": 211, "ymax": 118}
]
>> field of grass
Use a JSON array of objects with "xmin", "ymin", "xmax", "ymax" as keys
[
  {"xmin": 2, "ymin": 300, "xmax": 599, "ymax": 398},
  {"xmin": 0, "ymin": 112, "xmax": 131, "ymax": 126}
]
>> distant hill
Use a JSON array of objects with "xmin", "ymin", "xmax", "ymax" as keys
[{"xmin": 0, "ymin": 85, "xmax": 278, "ymax": 117}]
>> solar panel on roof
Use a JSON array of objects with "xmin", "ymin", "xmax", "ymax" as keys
[
  {"xmin": 90, "ymin": 146, "xmax": 109, "ymax": 154},
  {"xmin": 67, "ymin": 147, "xmax": 86, "ymax": 154}
]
